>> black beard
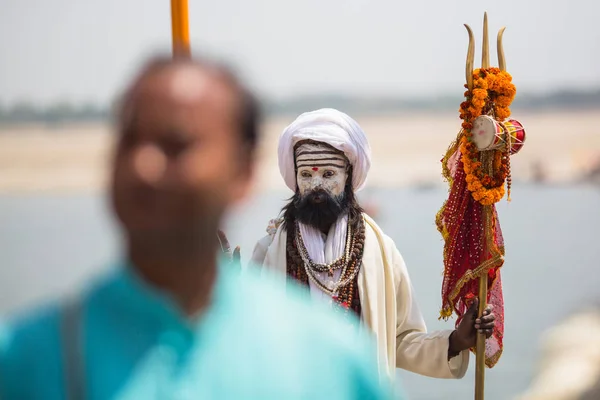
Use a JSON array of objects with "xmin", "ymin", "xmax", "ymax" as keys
[{"xmin": 293, "ymin": 189, "xmax": 349, "ymax": 233}]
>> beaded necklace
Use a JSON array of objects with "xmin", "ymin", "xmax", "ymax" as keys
[
  {"xmin": 294, "ymin": 220, "xmax": 357, "ymax": 295},
  {"xmin": 286, "ymin": 216, "xmax": 365, "ymax": 317}
]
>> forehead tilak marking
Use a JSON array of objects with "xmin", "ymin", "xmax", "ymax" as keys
[
  {"xmin": 296, "ymin": 159, "xmax": 347, "ymax": 168},
  {"xmin": 295, "ymin": 143, "xmax": 347, "ymax": 169}
]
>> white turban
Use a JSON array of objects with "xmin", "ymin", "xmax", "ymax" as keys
[{"xmin": 278, "ymin": 108, "xmax": 372, "ymax": 192}]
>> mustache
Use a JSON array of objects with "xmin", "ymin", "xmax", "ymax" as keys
[
  {"xmin": 293, "ymin": 189, "xmax": 348, "ymax": 229},
  {"xmin": 295, "ymin": 188, "xmax": 345, "ymax": 207}
]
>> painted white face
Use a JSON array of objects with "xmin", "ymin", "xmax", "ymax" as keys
[{"xmin": 295, "ymin": 142, "xmax": 349, "ymax": 197}]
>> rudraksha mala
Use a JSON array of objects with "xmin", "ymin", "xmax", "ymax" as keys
[{"xmin": 286, "ymin": 216, "xmax": 365, "ymax": 318}]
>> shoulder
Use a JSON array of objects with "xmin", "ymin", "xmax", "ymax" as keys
[
  {"xmin": 0, "ymin": 304, "xmax": 63, "ymax": 395},
  {"xmin": 250, "ymin": 218, "xmax": 286, "ymax": 262},
  {"xmin": 266, "ymin": 217, "xmax": 284, "ymax": 236},
  {"xmin": 252, "ymin": 216, "xmax": 284, "ymax": 242},
  {"xmin": 233, "ymin": 267, "xmax": 390, "ymax": 396},
  {"xmin": 236, "ymin": 266, "xmax": 350, "ymax": 331},
  {"xmin": 256, "ymin": 218, "xmax": 285, "ymax": 246},
  {"xmin": 0, "ymin": 303, "xmax": 63, "ymax": 358},
  {"xmin": 362, "ymin": 213, "xmax": 409, "ymax": 281}
]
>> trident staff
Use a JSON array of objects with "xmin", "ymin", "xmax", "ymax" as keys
[{"xmin": 437, "ymin": 12, "xmax": 527, "ymax": 400}]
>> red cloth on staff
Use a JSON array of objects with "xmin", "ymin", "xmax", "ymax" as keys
[{"xmin": 437, "ymin": 153, "xmax": 505, "ymax": 368}]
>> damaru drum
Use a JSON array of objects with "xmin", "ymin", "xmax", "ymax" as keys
[
  {"xmin": 503, "ymin": 119, "xmax": 526, "ymax": 155},
  {"xmin": 471, "ymin": 115, "xmax": 526, "ymax": 155}
]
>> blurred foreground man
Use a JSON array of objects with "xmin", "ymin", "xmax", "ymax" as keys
[
  {"xmin": 248, "ymin": 108, "xmax": 497, "ymax": 381},
  {"xmin": 0, "ymin": 58, "xmax": 392, "ymax": 399}
]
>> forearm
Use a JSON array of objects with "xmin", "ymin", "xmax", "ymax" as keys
[{"xmin": 396, "ymin": 330, "xmax": 469, "ymax": 379}]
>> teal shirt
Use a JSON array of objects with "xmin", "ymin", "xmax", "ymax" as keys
[{"xmin": 0, "ymin": 261, "xmax": 394, "ymax": 399}]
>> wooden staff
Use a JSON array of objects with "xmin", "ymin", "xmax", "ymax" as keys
[
  {"xmin": 465, "ymin": 13, "xmax": 508, "ymax": 398},
  {"xmin": 475, "ymin": 273, "xmax": 488, "ymax": 400},
  {"xmin": 474, "ymin": 16, "xmax": 490, "ymax": 399},
  {"xmin": 171, "ymin": 0, "xmax": 191, "ymax": 58}
]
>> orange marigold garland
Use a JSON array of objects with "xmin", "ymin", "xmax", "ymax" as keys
[{"xmin": 460, "ymin": 68, "xmax": 516, "ymax": 205}]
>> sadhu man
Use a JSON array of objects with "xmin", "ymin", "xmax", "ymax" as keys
[{"xmin": 247, "ymin": 108, "xmax": 497, "ymax": 381}]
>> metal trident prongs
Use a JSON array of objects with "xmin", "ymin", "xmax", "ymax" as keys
[{"xmin": 464, "ymin": 12, "xmax": 507, "ymax": 91}]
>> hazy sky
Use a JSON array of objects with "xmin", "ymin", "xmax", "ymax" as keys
[{"xmin": 1, "ymin": 0, "xmax": 599, "ymax": 105}]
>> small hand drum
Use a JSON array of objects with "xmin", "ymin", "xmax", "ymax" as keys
[
  {"xmin": 471, "ymin": 115, "xmax": 526, "ymax": 155},
  {"xmin": 503, "ymin": 119, "xmax": 526, "ymax": 154}
]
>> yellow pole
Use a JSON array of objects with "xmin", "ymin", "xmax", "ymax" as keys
[
  {"xmin": 475, "ymin": 273, "xmax": 488, "ymax": 400},
  {"xmin": 171, "ymin": 0, "xmax": 191, "ymax": 58}
]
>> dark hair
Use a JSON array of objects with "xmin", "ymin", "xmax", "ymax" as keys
[{"xmin": 117, "ymin": 54, "xmax": 261, "ymax": 154}]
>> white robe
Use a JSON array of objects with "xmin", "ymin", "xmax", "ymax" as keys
[{"xmin": 250, "ymin": 213, "xmax": 469, "ymax": 380}]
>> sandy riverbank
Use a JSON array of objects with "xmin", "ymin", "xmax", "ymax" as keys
[{"xmin": 0, "ymin": 110, "xmax": 598, "ymax": 193}]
